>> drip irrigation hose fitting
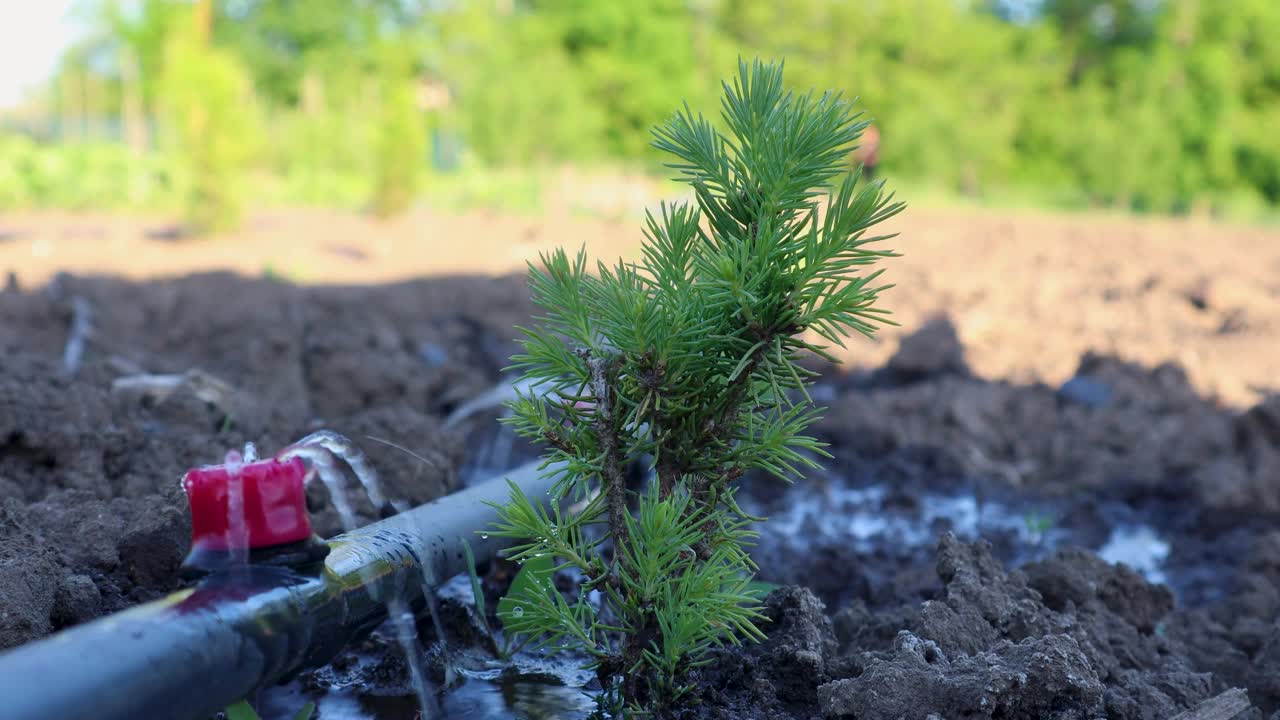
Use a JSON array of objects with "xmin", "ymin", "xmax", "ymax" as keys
[
  {"xmin": 180, "ymin": 456, "xmax": 330, "ymax": 578},
  {"xmin": 0, "ymin": 459, "xmax": 562, "ymax": 720}
]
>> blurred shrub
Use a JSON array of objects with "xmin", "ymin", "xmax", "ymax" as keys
[
  {"xmin": 259, "ymin": 103, "xmax": 374, "ymax": 208},
  {"xmin": 370, "ymin": 77, "xmax": 427, "ymax": 218},
  {"xmin": 157, "ymin": 33, "xmax": 260, "ymax": 234},
  {"xmin": 0, "ymin": 134, "xmax": 177, "ymax": 210},
  {"xmin": 7, "ymin": 0, "xmax": 1277, "ymax": 220},
  {"xmin": 434, "ymin": 3, "xmax": 609, "ymax": 165}
]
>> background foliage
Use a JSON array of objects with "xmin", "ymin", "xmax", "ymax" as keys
[{"xmin": 1, "ymin": 0, "xmax": 1277, "ymax": 221}]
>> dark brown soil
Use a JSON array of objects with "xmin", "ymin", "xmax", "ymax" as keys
[
  {"xmin": 1, "ymin": 270, "xmax": 1279, "ymax": 720},
  {"xmin": 5, "ymin": 204, "xmax": 1278, "ymax": 408},
  {"xmin": 686, "ymin": 531, "xmax": 1280, "ymax": 719},
  {"xmin": 679, "ymin": 321, "xmax": 1280, "ymax": 719}
]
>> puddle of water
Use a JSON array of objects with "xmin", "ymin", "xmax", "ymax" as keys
[
  {"xmin": 260, "ymin": 672, "xmax": 595, "ymax": 720},
  {"xmin": 748, "ymin": 472, "xmax": 1173, "ymax": 586},
  {"xmin": 259, "ymin": 606, "xmax": 598, "ymax": 720},
  {"xmin": 1098, "ymin": 525, "xmax": 1170, "ymax": 585},
  {"xmin": 754, "ymin": 480, "xmax": 1050, "ymax": 550}
]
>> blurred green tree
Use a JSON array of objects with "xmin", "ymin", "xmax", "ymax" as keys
[
  {"xmin": 370, "ymin": 52, "xmax": 427, "ymax": 218},
  {"xmin": 12, "ymin": 0, "xmax": 1280, "ymax": 218},
  {"xmin": 157, "ymin": 0, "xmax": 260, "ymax": 233},
  {"xmin": 432, "ymin": 2, "xmax": 609, "ymax": 165}
]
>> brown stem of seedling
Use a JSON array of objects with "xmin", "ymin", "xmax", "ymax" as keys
[{"xmin": 580, "ymin": 348, "xmax": 630, "ymax": 589}]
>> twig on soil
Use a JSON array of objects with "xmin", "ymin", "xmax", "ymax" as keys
[
  {"xmin": 61, "ymin": 296, "xmax": 93, "ymax": 377},
  {"xmin": 443, "ymin": 376, "xmax": 537, "ymax": 429},
  {"xmin": 1167, "ymin": 688, "xmax": 1254, "ymax": 720},
  {"xmin": 111, "ymin": 369, "xmax": 239, "ymax": 416}
]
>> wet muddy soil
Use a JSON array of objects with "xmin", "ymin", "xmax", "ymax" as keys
[{"xmin": 1, "ymin": 272, "xmax": 1279, "ymax": 719}]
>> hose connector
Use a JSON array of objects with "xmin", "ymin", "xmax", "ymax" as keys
[{"xmin": 180, "ymin": 455, "xmax": 329, "ymax": 578}]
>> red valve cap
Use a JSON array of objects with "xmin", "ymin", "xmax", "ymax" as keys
[{"xmin": 182, "ymin": 457, "xmax": 312, "ymax": 551}]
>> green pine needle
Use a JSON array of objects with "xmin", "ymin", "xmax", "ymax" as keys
[{"xmin": 490, "ymin": 57, "xmax": 902, "ymax": 713}]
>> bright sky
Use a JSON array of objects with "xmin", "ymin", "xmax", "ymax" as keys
[{"xmin": 0, "ymin": 0, "xmax": 85, "ymax": 109}]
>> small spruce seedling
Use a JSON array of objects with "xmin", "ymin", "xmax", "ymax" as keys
[{"xmin": 489, "ymin": 58, "xmax": 903, "ymax": 714}]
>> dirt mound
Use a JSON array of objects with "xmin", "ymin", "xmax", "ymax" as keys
[
  {"xmin": 819, "ymin": 318, "xmax": 1279, "ymax": 512},
  {"xmin": 5, "ymin": 206, "xmax": 1278, "ymax": 407},
  {"xmin": 684, "ymin": 319, "xmax": 1280, "ymax": 719},
  {"xmin": 687, "ymin": 534, "xmax": 1277, "ymax": 719}
]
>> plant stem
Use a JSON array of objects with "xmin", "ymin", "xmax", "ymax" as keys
[
  {"xmin": 686, "ymin": 347, "xmax": 769, "ymax": 558},
  {"xmin": 581, "ymin": 349, "xmax": 630, "ymax": 588}
]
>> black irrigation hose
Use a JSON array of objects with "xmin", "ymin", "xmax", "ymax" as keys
[{"xmin": 0, "ymin": 460, "xmax": 558, "ymax": 720}]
